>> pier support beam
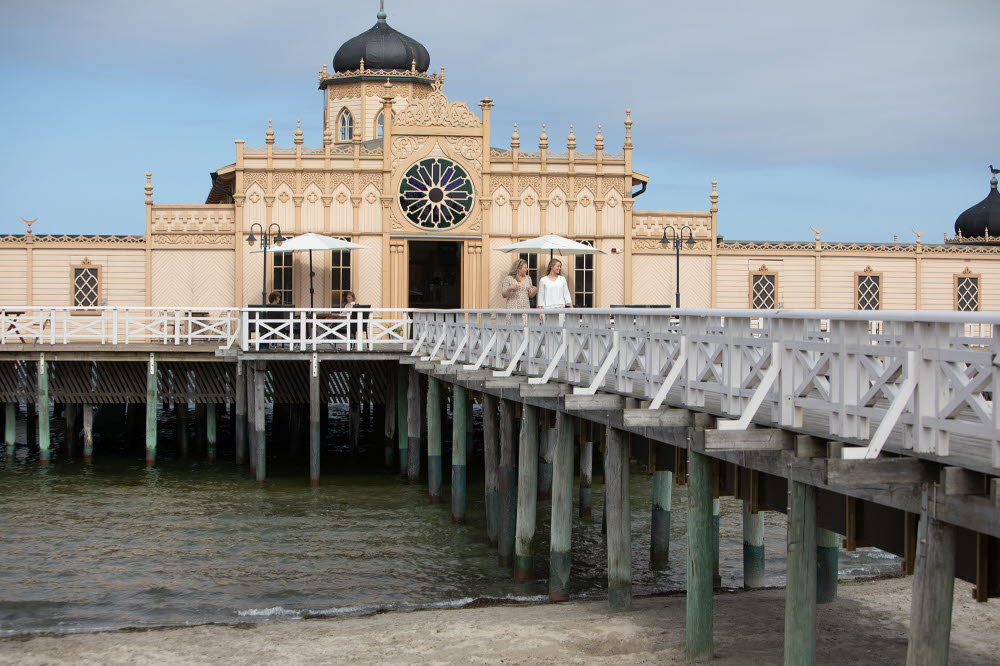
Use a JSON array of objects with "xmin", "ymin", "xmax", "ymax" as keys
[
  {"xmin": 145, "ymin": 356, "xmax": 157, "ymax": 466},
  {"xmin": 309, "ymin": 357, "xmax": 321, "ymax": 486},
  {"xmin": 579, "ymin": 423, "xmax": 593, "ymax": 519},
  {"xmin": 384, "ymin": 370, "xmax": 396, "ymax": 469},
  {"xmin": 515, "ymin": 404, "xmax": 538, "ymax": 579},
  {"xmin": 26, "ymin": 403, "xmax": 36, "ymax": 453},
  {"xmin": 816, "ymin": 528, "xmax": 839, "ymax": 603},
  {"xmin": 426, "ymin": 376, "xmax": 442, "ymax": 503},
  {"xmin": 498, "ymin": 400, "xmax": 517, "ymax": 566},
  {"xmin": 406, "ymin": 368, "xmax": 421, "ymax": 484},
  {"xmin": 483, "ymin": 393, "xmax": 499, "ymax": 547},
  {"xmin": 713, "ymin": 497, "xmax": 721, "ymax": 587},
  {"xmin": 253, "ymin": 363, "xmax": 266, "ymax": 484},
  {"xmin": 606, "ymin": 425, "xmax": 632, "ymax": 610},
  {"xmin": 686, "ymin": 448, "xmax": 714, "ymax": 661},
  {"xmin": 451, "ymin": 384, "xmax": 467, "ymax": 523},
  {"xmin": 396, "ymin": 368, "xmax": 408, "ymax": 477},
  {"xmin": 235, "ymin": 363, "xmax": 247, "ymax": 466},
  {"xmin": 548, "ymin": 410, "xmax": 574, "ymax": 602},
  {"xmin": 743, "ymin": 500, "xmax": 765, "ymax": 588},
  {"xmin": 37, "ymin": 359, "xmax": 50, "ymax": 464},
  {"xmin": 4, "ymin": 402, "xmax": 14, "ymax": 458},
  {"xmin": 783, "ymin": 480, "xmax": 817, "ymax": 666},
  {"xmin": 906, "ymin": 513, "xmax": 956, "ymax": 666},
  {"xmin": 82, "ymin": 404, "xmax": 93, "ymax": 460},
  {"xmin": 206, "ymin": 403, "xmax": 217, "ymax": 462},
  {"xmin": 538, "ymin": 414, "xmax": 555, "ymax": 500},
  {"xmin": 64, "ymin": 402, "xmax": 77, "ymax": 457},
  {"xmin": 651, "ymin": 469, "xmax": 672, "ymax": 569}
]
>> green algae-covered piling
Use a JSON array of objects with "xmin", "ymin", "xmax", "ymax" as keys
[
  {"xmin": 650, "ymin": 469, "xmax": 672, "ymax": 569},
  {"xmin": 309, "ymin": 358, "xmax": 321, "ymax": 486},
  {"xmin": 686, "ymin": 448, "xmax": 714, "ymax": 661},
  {"xmin": 451, "ymin": 384, "xmax": 468, "ymax": 523},
  {"xmin": 234, "ymin": 363, "xmax": 247, "ymax": 466},
  {"xmin": 82, "ymin": 404, "xmax": 93, "ymax": 460},
  {"xmin": 4, "ymin": 402, "xmax": 14, "ymax": 457},
  {"xmin": 548, "ymin": 410, "xmax": 574, "ymax": 602},
  {"xmin": 37, "ymin": 359, "xmax": 50, "ymax": 465},
  {"xmin": 816, "ymin": 527, "xmax": 839, "ymax": 603},
  {"xmin": 406, "ymin": 368, "xmax": 421, "ymax": 484},
  {"xmin": 606, "ymin": 425, "xmax": 632, "ymax": 610},
  {"xmin": 906, "ymin": 514, "xmax": 956, "ymax": 666},
  {"xmin": 206, "ymin": 403, "xmax": 217, "ymax": 461},
  {"xmin": 483, "ymin": 393, "xmax": 499, "ymax": 547},
  {"xmin": 396, "ymin": 367, "xmax": 408, "ymax": 476},
  {"xmin": 538, "ymin": 413, "xmax": 555, "ymax": 500},
  {"xmin": 579, "ymin": 422, "xmax": 593, "ymax": 518},
  {"xmin": 498, "ymin": 400, "xmax": 517, "ymax": 566},
  {"xmin": 514, "ymin": 403, "xmax": 538, "ymax": 579},
  {"xmin": 145, "ymin": 356, "xmax": 157, "ymax": 466},
  {"xmin": 784, "ymin": 480, "xmax": 817, "ymax": 666},
  {"xmin": 253, "ymin": 363, "xmax": 266, "ymax": 484},
  {"xmin": 426, "ymin": 376, "xmax": 442, "ymax": 503},
  {"xmin": 743, "ymin": 499, "xmax": 765, "ymax": 588}
]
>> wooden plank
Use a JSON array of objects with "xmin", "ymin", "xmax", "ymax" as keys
[
  {"xmin": 519, "ymin": 382, "xmax": 569, "ymax": 398},
  {"xmin": 485, "ymin": 376, "xmax": 526, "ymax": 389},
  {"xmin": 704, "ymin": 428, "xmax": 791, "ymax": 451},
  {"xmin": 622, "ymin": 408, "xmax": 691, "ymax": 428},
  {"xmin": 941, "ymin": 466, "xmax": 987, "ymax": 496},
  {"xmin": 827, "ymin": 458, "xmax": 934, "ymax": 487},
  {"xmin": 563, "ymin": 393, "xmax": 623, "ymax": 411}
]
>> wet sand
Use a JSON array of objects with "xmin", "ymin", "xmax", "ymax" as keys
[{"xmin": 1, "ymin": 577, "xmax": 996, "ymax": 665}]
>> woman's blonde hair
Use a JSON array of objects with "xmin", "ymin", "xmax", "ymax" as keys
[
  {"xmin": 508, "ymin": 258, "xmax": 528, "ymax": 277},
  {"xmin": 545, "ymin": 258, "xmax": 562, "ymax": 276}
]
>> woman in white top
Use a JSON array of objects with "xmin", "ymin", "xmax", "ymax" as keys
[{"xmin": 536, "ymin": 258, "xmax": 572, "ymax": 309}]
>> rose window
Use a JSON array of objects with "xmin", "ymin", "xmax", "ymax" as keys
[{"xmin": 398, "ymin": 158, "xmax": 475, "ymax": 229}]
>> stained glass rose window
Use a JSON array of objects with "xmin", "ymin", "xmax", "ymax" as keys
[{"xmin": 398, "ymin": 157, "xmax": 475, "ymax": 229}]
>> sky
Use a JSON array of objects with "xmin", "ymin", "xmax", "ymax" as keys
[{"xmin": 0, "ymin": 0, "xmax": 997, "ymax": 242}]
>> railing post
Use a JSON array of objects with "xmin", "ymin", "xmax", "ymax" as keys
[{"xmin": 112, "ymin": 308, "xmax": 119, "ymax": 345}]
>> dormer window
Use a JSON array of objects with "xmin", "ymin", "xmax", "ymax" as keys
[{"xmin": 338, "ymin": 109, "xmax": 354, "ymax": 141}]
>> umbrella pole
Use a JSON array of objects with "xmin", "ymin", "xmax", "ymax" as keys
[{"xmin": 309, "ymin": 250, "xmax": 315, "ymax": 309}]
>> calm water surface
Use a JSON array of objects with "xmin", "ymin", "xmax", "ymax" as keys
[{"xmin": 0, "ymin": 409, "xmax": 901, "ymax": 636}]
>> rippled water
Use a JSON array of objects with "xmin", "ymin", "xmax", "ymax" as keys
[{"xmin": 0, "ymin": 406, "xmax": 901, "ymax": 636}]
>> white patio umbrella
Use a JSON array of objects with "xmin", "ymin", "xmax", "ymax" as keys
[
  {"xmin": 253, "ymin": 233, "xmax": 367, "ymax": 308},
  {"xmin": 495, "ymin": 233, "xmax": 608, "ymax": 261}
]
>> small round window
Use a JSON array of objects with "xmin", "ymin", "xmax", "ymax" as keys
[{"xmin": 398, "ymin": 158, "xmax": 475, "ymax": 229}]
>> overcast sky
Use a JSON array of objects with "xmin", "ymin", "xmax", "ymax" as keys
[{"xmin": 1, "ymin": 0, "xmax": 996, "ymax": 241}]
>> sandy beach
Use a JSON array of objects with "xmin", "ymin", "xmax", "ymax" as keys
[{"xmin": 1, "ymin": 576, "xmax": 996, "ymax": 665}]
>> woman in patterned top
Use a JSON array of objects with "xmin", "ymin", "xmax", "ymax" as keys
[{"xmin": 501, "ymin": 258, "xmax": 537, "ymax": 311}]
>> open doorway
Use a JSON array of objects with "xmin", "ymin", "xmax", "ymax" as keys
[{"xmin": 408, "ymin": 240, "xmax": 462, "ymax": 309}]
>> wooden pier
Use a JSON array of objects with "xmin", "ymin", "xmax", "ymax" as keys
[{"xmin": 1, "ymin": 305, "xmax": 998, "ymax": 663}]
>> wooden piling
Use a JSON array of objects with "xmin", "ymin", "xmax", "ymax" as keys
[
  {"xmin": 37, "ymin": 359, "xmax": 50, "ymax": 464},
  {"xmin": 396, "ymin": 367, "xmax": 408, "ymax": 477},
  {"xmin": 4, "ymin": 402, "xmax": 14, "ymax": 457},
  {"xmin": 145, "ymin": 356, "xmax": 157, "ymax": 466},
  {"xmin": 606, "ymin": 425, "xmax": 632, "ymax": 610},
  {"xmin": 816, "ymin": 527, "xmax": 839, "ymax": 603},
  {"xmin": 579, "ymin": 423, "xmax": 593, "ymax": 519},
  {"xmin": 426, "ymin": 376, "xmax": 442, "ymax": 503},
  {"xmin": 309, "ymin": 357, "xmax": 321, "ymax": 486},
  {"xmin": 686, "ymin": 448, "xmax": 714, "ymax": 660},
  {"xmin": 483, "ymin": 393, "xmax": 499, "ymax": 547},
  {"xmin": 406, "ymin": 368, "xmax": 421, "ymax": 484},
  {"xmin": 253, "ymin": 363, "xmax": 266, "ymax": 484},
  {"xmin": 906, "ymin": 513, "xmax": 956, "ymax": 666},
  {"xmin": 451, "ymin": 384, "xmax": 468, "ymax": 523},
  {"xmin": 713, "ymin": 497, "xmax": 721, "ymax": 587},
  {"xmin": 235, "ymin": 362, "xmax": 247, "ymax": 466},
  {"xmin": 538, "ymin": 413, "xmax": 555, "ymax": 500},
  {"xmin": 26, "ymin": 402, "xmax": 36, "ymax": 452},
  {"xmin": 783, "ymin": 480, "xmax": 817, "ymax": 666},
  {"xmin": 384, "ymin": 370, "xmax": 396, "ymax": 469},
  {"xmin": 498, "ymin": 399, "xmax": 516, "ymax": 566},
  {"xmin": 743, "ymin": 499, "xmax": 765, "ymax": 588},
  {"xmin": 515, "ymin": 403, "xmax": 538, "ymax": 579},
  {"xmin": 650, "ymin": 470, "xmax": 672, "ymax": 569},
  {"xmin": 206, "ymin": 403, "xmax": 217, "ymax": 461},
  {"xmin": 82, "ymin": 404, "xmax": 93, "ymax": 460},
  {"xmin": 548, "ymin": 410, "xmax": 574, "ymax": 602},
  {"xmin": 177, "ymin": 401, "xmax": 189, "ymax": 460},
  {"xmin": 64, "ymin": 402, "xmax": 77, "ymax": 457}
]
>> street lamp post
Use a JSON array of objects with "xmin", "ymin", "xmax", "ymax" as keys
[
  {"xmin": 658, "ymin": 225, "xmax": 696, "ymax": 308},
  {"xmin": 246, "ymin": 223, "xmax": 286, "ymax": 304}
]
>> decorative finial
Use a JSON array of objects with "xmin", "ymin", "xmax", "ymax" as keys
[
  {"xmin": 145, "ymin": 171, "xmax": 153, "ymax": 203},
  {"xmin": 913, "ymin": 229, "xmax": 925, "ymax": 245},
  {"xmin": 810, "ymin": 226, "xmax": 824, "ymax": 244},
  {"xmin": 22, "ymin": 218, "xmax": 36, "ymax": 235},
  {"xmin": 318, "ymin": 63, "xmax": 329, "ymax": 84},
  {"xmin": 265, "ymin": 119, "xmax": 274, "ymax": 145},
  {"xmin": 359, "ymin": 58, "xmax": 365, "ymax": 72},
  {"xmin": 624, "ymin": 108, "xmax": 633, "ymax": 148},
  {"xmin": 539, "ymin": 124, "xmax": 548, "ymax": 150},
  {"xmin": 567, "ymin": 124, "xmax": 576, "ymax": 150},
  {"xmin": 383, "ymin": 78, "xmax": 394, "ymax": 101},
  {"xmin": 439, "ymin": 66, "xmax": 445, "ymax": 87},
  {"xmin": 411, "ymin": 59, "xmax": 416, "ymax": 73},
  {"xmin": 510, "ymin": 123, "xmax": 520, "ymax": 150},
  {"xmin": 479, "ymin": 96, "xmax": 493, "ymax": 109},
  {"xmin": 377, "ymin": 0, "xmax": 386, "ymax": 20},
  {"xmin": 594, "ymin": 124, "xmax": 604, "ymax": 151},
  {"xmin": 294, "ymin": 119, "xmax": 303, "ymax": 145},
  {"xmin": 710, "ymin": 179, "xmax": 718, "ymax": 213},
  {"xmin": 323, "ymin": 121, "xmax": 332, "ymax": 146}
]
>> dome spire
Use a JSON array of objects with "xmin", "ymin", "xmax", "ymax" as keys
[{"xmin": 377, "ymin": 0, "xmax": 386, "ymax": 21}]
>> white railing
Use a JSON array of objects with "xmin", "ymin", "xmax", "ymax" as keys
[
  {"xmin": 240, "ymin": 308, "xmax": 412, "ymax": 351},
  {"xmin": 410, "ymin": 308, "xmax": 1000, "ymax": 468}
]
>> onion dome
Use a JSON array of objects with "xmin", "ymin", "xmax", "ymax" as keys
[
  {"xmin": 333, "ymin": 6, "xmax": 430, "ymax": 73},
  {"xmin": 955, "ymin": 175, "xmax": 1000, "ymax": 239}
]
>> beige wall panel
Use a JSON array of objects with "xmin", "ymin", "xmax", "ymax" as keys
[
  {"xmin": 273, "ymin": 184, "xmax": 294, "ymax": 228},
  {"xmin": 918, "ymin": 258, "xmax": 1000, "ymax": 311},
  {"xmin": 331, "ymin": 184, "xmax": 352, "ymax": 233},
  {"xmin": 599, "ymin": 238, "xmax": 624, "ymax": 306},
  {"xmin": 302, "ymin": 185, "xmax": 324, "ymax": 231},
  {"xmin": 714, "ymin": 256, "xmax": 818, "ymax": 308},
  {"xmin": 356, "ymin": 240, "xmax": 382, "ymax": 308},
  {"xmin": 359, "ymin": 185, "xmax": 381, "ymax": 233},
  {"xmin": 0, "ymin": 249, "xmax": 28, "ymax": 304},
  {"xmin": 632, "ymin": 254, "xmax": 711, "ymax": 307},
  {"xmin": 604, "ymin": 190, "xmax": 625, "ymax": 235},
  {"xmin": 242, "ymin": 246, "xmax": 265, "ymax": 305},
  {"xmin": 519, "ymin": 188, "xmax": 540, "ymax": 236},
  {"xmin": 151, "ymin": 250, "xmax": 234, "ymax": 307},
  {"xmin": 490, "ymin": 187, "xmax": 512, "ymax": 235},
  {"xmin": 815, "ymin": 257, "xmax": 915, "ymax": 310},
  {"xmin": 547, "ymin": 188, "xmax": 568, "ymax": 236},
  {"xmin": 244, "ymin": 184, "xmax": 266, "ymax": 231},
  {"xmin": 32, "ymin": 250, "xmax": 146, "ymax": 307},
  {"xmin": 488, "ymin": 237, "xmax": 512, "ymax": 310},
  {"xmin": 575, "ymin": 188, "xmax": 596, "ymax": 237}
]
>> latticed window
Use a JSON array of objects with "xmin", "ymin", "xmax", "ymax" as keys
[
  {"xmin": 272, "ymin": 252, "xmax": 294, "ymax": 305},
  {"xmin": 339, "ymin": 109, "xmax": 353, "ymax": 141},
  {"xmin": 331, "ymin": 238, "xmax": 352, "ymax": 306},
  {"xmin": 574, "ymin": 240, "xmax": 595, "ymax": 308},
  {"xmin": 750, "ymin": 270, "xmax": 777, "ymax": 309},
  {"xmin": 956, "ymin": 273, "xmax": 980, "ymax": 312},
  {"xmin": 855, "ymin": 269, "xmax": 882, "ymax": 311},
  {"xmin": 72, "ymin": 262, "xmax": 101, "ymax": 311}
]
